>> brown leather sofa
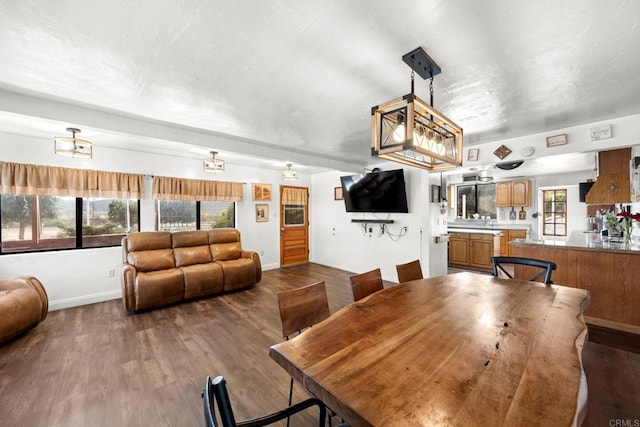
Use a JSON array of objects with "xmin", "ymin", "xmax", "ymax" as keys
[
  {"xmin": 121, "ymin": 228, "xmax": 261, "ymax": 312},
  {"xmin": 0, "ymin": 276, "xmax": 48, "ymax": 345}
]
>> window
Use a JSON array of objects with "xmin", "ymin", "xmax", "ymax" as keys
[
  {"xmin": 201, "ymin": 201, "xmax": 235, "ymax": 229},
  {"xmin": 156, "ymin": 200, "xmax": 235, "ymax": 232},
  {"xmin": 456, "ymin": 183, "xmax": 496, "ymax": 219},
  {"xmin": 82, "ymin": 198, "xmax": 139, "ymax": 247},
  {"xmin": 542, "ymin": 189, "xmax": 567, "ymax": 236},
  {"xmin": 283, "ymin": 205, "xmax": 305, "ymax": 226},
  {"xmin": 1, "ymin": 195, "xmax": 139, "ymax": 253}
]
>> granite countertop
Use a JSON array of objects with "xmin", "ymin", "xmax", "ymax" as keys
[
  {"xmin": 447, "ymin": 228, "xmax": 503, "ymax": 236},
  {"xmin": 447, "ymin": 221, "xmax": 530, "ymax": 231},
  {"xmin": 512, "ymin": 230, "xmax": 640, "ymax": 254}
]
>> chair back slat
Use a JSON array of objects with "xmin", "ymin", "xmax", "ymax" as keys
[
  {"xmin": 277, "ymin": 281, "xmax": 330, "ymax": 338},
  {"xmin": 491, "ymin": 256, "xmax": 557, "ymax": 285},
  {"xmin": 349, "ymin": 268, "xmax": 384, "ymax": 301},
  {"xmin": 396, "ymin": 259, "xmax": 423, "ymax": 283}
]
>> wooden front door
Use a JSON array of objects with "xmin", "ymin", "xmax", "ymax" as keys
[{"xmin": 280, "ymin": 185, "xmax": 309, "ymax": 266}]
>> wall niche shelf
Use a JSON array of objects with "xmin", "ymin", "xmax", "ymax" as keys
[{"xmin": 350, "ymin": 219, "xmax": 394, "ymax": 224}]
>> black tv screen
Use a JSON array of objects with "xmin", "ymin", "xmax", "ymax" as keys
[{"xmin": 340, "ymin": 169, "xmax": 409, "ymax": 213}]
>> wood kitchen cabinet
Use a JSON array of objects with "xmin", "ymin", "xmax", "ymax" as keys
[
  {"xmin": 496, "ymin": 180, "xmax": 531, "ymax": 207},
  {"xmin": 448, "ymin": 232, "xmax": 500, "ymax": 271},
  {"xmin": 499, "ymin": 229, "xmax": 527, "ymax": 256}
]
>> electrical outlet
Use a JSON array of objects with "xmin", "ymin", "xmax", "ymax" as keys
[
  {"xmin": 108, "ymin": 269, "xmax": 115, "ymax": 277},
  {"xmin": 260, "ymin": 250, "xmax": 264, "ymax": 256}
]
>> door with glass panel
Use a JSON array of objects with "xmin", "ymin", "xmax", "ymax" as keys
[{"xmin": 279, "ymin": 186, "xmax": 309, "ymax": 266}]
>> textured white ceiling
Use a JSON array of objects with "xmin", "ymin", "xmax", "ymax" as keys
[{"xmin": 1, "ymin": 0, "xmax": 639, "ymax": 173}]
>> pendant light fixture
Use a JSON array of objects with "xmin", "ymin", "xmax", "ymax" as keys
[
  {"xmin": 282, "ymin": 162, "xmax": 298, "ymax": 180},
  {"xmin": 203, "ymin": 151, "xmax": 225, "ymax": 173},
  {"xmin": 54, "ymin": 128, "xmax": 93, "ymax": 158},
  {"xmin": 371, "ymin": 47, "xmax": 463, "ymax": 170}
]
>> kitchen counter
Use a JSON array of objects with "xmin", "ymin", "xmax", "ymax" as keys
[
  {"xmin": 512, "ymin": 230, "xmax": 640, "ymax": 332},
  {"xmin": 447, "ymin": 221, "xmax": 530, "ymax": 231},
  {"xmin": 512, "ymin": 230, "xmax": 640, "ymax": 254},
  {"xmin": 447, "ymin": 228, "xmax": 503, "ymax": 236}
]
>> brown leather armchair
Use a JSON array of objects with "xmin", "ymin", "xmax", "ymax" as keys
[
  {"xmin": 122, "ymin": 228, "xmax": 261, "ymax": 312},
  {"xmin": 0, "ymin": 276, "xmax": 48, "ymax": 345}
]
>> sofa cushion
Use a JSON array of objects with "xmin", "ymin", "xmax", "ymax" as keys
[
  {"xmin": 218, "ymin": 258, "xmax": 257, "ymax": 291},
  {"xmin": 128, "ymin": 249, "xmax": 175, "ymax": 272},
  {"xmin": 210, "ymin": 242, "xmax": 242, "ymax": 261},
  {"xmin": 174, "ymin": 246, "xmax": 212, "ymax": 267},
  {"xmin": 135, "ymin": 269, "xmax": 184, "ymax": 310},
  {"xmin": 126, "ymin": 232, "xmax": 172, "ymax": 251},
  {"xmin": 181, "ymin": 263, "xmax": 224, "ymax": 300},
  {"xmin": 172, "ymin": 230, "xmax": 209, "ymax": 248},
  {"xmin": 208, "ymin": 228, "xmax": 240, "ymax": 244}
]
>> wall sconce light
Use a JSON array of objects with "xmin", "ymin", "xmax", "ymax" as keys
[
  {"xmin": 204, "ymin": 151, "xmax": 225, "ymax": 173},
  {"xmin": 282, "ymin": 163, "xmax": 298, "ymax": 180},
  {"xmin": 371, "ymin": 47, "xmax": 463, "ymax": 170},
  {"xmin": 54, "ymin": 128, "xmax": 93, "ymax": 158}
]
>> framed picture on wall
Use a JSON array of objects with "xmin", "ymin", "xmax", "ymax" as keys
[
  {"xmin": 334, "ymin": 186, "xmax": 343, "ymax": 200},
  {"xmin": 255, "ymin": 203, "xmax": 269, "ymax": 222},
  {"xmin": 252, "ymin": 183, "xmax": 272, "ymax": 201},
  {"xmin": 467, "ymin": 148, "xmax": 479, "ymax": 161}
]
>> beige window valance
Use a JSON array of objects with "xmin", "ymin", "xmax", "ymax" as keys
[
  {"xmin": 152, "ymin": 176, "xmax": 243, "ymax": 202},
  {"xmin": 0, "ymin": 161, "xmax": 144, "ymax": 199},
  {"xmin": 282, "ymin": 187, "xmax": 307, "ymax": 205}
]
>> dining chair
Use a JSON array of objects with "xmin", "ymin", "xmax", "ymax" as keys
[
  {"xmin": 277, "ymin": 281, "xmax": 331, "ymax": 426},
  {"xmin": 349, "ymin": 268, "xmax": 383, "ymax": 301},
  {"xmin": 203, "ymin": 375, "xmax": 326, "ymax": 427},
  {"xmin": 395, "ymin": 259, "xmax": 423, "ymax": 283},
  {"xmin": 490, "ymin": 256, "xmax": 557, "ymax": 285}
]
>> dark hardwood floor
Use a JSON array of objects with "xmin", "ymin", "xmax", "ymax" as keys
[{"xmin": 0, "ymin": 263, "xmax": 638, "ymax": 426}]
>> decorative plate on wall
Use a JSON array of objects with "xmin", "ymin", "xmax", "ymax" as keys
[
  {"xmin": 493, "ymin": 144, "xmax": 512, "ymax": 160},
  {"xmin": 521, "ymin": 146, "xmax": 535, "ymax": 157}
]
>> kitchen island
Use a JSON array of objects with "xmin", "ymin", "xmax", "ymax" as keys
[{"xmin": 512, "ymin": 230, "xmax": 640, "ymax": 333}]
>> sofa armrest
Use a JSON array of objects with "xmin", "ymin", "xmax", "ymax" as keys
[
  {"xmin": 14, "ymin": 276, "xmax": 48, "ymax": 321},
  {"xmin": 122, "ymin": 264, "xmax": 138, "ymax": 312},
  {"xmin": 242, "ymin": 250, "xmax": 262, "ymax": 283}
]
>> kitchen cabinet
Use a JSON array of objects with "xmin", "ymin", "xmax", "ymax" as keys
[
  {"xmin": 496, "ymin": 180, "xmax": 531, "ymax": 207},
  {"xmin": 499, "ymin": 229, "xmax": 527, "ymax": 256},
  {"xmin": 448, "ymin": 232, "xmax": 500, "ymax": 271}
]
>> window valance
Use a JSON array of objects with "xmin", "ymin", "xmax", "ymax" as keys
[
  {"xmin": 152, "ymin": 176, "xmax": 243, "ymax": 202},
  {"xmin": 282, "ymin": 187, "xmax": 307, "ymax": 205},
  {"xmin": 0, "ymin": 161, "xmax": 144, "ymax": 199}
]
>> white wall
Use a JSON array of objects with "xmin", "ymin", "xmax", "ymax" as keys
[
  {"xmin": 310, "ymin": 165, "xmax": 441, "ymax": 282},
  {"xmin": 0, "ymin": 131, "xmax": 309, "ymax": 310}
]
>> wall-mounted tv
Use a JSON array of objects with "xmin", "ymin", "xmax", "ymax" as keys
[{"xmin": 340, "ymin": 168, "xmax": 409, "ymax": 213}]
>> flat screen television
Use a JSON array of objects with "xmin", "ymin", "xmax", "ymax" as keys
[{"xmin": 340, "ymin": 168, "xmax": 409, "ymax": 213}]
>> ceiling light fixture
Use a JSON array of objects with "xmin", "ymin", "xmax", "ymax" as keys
[
  {"xmin": 282, "ymin": 163, "xmax": 298, "ymax": 180},
  {"xmin": 203, "ymin": 151, "xmax": 224, "ymax": 173},
  {"xmin": 54, "ymin": 127, "xmax": 93, "ymax": 158},
  {"xmin": 371, "ymin": 47, "xmax": 463, "ymax": 170}
]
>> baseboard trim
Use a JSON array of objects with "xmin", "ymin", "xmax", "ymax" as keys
[{"xmin": 49, "ymin": 290, "xmax": 122, "ymax": 311}]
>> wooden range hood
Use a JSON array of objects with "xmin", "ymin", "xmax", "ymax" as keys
[{"xmin": 584, "ymin": 147, "xmax": 631, "ymax": 204}]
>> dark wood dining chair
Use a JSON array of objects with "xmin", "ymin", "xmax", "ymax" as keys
[
  {"xmin": 395, "ymin": 259, "xmax": 423, "ymax": 283},
  {"xmin": 203, "ymin": 375, "xmax": 326, "ymax": 427},
  {"xmin": 277, "ymin": 281, "xmax": 331, "ymax": 426},
  {"xmin": 490, "ymin": 256, "xmax": 557, "ymax": 285},
  {"xmin": 349, "ymin": 268, "xmax": 383, "ymax": 301}
]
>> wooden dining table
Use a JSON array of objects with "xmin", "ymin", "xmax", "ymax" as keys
[{"xmin": 269, "ymin": 272, "xmax": 590, "ymax": 426}]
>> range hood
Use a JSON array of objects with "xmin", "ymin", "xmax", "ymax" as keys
[{"xmin": 584, "ymin": 148, "xmax": 631, "ymax": 204}]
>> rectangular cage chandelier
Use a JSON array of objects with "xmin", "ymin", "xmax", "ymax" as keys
[{"xmin": 371, "ymin": 47, "xmax": 463, "ymax": 170}]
